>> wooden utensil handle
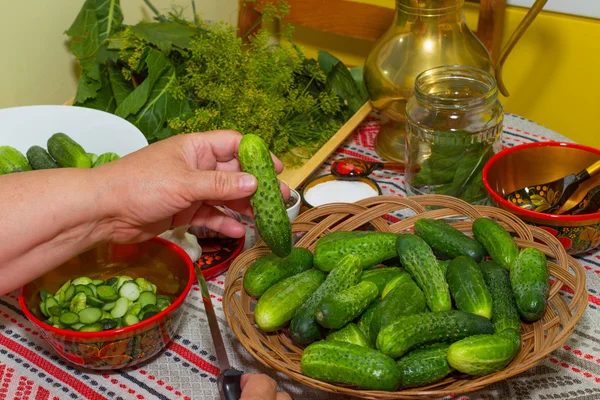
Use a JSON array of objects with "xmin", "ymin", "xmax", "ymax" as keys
[{"xmin": 381, "ymin": 162, "xmax": 405, "ymax": 171}]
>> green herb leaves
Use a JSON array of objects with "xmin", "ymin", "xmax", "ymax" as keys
[{"xmin": 412, "ymin": 131, "xmax": 493, "ymax": 204}]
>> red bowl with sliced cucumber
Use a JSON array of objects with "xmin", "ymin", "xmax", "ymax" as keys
[{"xmin": 18, "ymin": 237, "xmax": 194, "ymax": 370}]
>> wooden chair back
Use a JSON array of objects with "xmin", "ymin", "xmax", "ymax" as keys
[{"xmin": 238, "ymin": 0, "xmax": 506, "ymax": 62}]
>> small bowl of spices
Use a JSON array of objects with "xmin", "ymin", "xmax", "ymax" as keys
[
  {"xmin": 301, "ymin": 174, "xmax": 382, "ymax": 209},
  {"xmin": 285, "ymin": 187, "xmax": 301, "ymax": 221}
]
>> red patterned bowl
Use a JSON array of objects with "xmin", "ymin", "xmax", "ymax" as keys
[
  {"xmin": 18, "ymin": 237, "xmax": 194, "ymax": 370},
  {"xmin": 483, "ymin": 141, "xmax": 600, "ymax": 255}
]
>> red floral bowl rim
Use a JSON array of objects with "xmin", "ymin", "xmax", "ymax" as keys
[
  {"xmin": 482, "ymin": 141, "xmax": 600, "ymax": 223},
  {"xmin": 18, "ymin": 237, "xmax": 195, "ymax": 339}
]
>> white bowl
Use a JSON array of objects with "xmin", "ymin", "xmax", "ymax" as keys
[
  {"xmin": 0, "ymin": 105, "xmax": 148, "ymax": 156},
  {"xmin": 286, "ymin": 188, "xmax": 301, "ymax": 222}
]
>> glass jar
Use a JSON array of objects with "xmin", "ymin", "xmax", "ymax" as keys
[{"xmin": 404, "ymin": 65, "xmax": 503, "ymax": 205}]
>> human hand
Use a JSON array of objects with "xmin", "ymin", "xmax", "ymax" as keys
[
  {"xmin": 95, "ymin": 130, "xmax": 289, "ymax": 244},
  {"xmin": 240, "ymin": 374, "xmax": 292, "ymax": 400}
]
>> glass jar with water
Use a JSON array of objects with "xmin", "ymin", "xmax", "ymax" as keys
[{"xmin": 404, "ymin": 65, "xmax": 503, "ymax": 205}]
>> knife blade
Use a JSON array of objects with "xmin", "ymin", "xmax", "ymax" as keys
[{"xmin": 194, "ymin": 263, "xmax": 243, "ymax": 400}]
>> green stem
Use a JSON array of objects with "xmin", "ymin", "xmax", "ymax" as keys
[
  {"xmin": 191, "ymin": 0, "xmax": 201, "ymax": 27},
  {"xmin": 143, "ymin": 0, "xmax": 167, "ymax": 22}
]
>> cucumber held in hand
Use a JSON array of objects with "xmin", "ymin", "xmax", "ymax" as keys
[
  {"xmin": 0, "ymin": 146, "xmax": 32, "ymax": 175},
  {"xmin": 396, "ymin": 234, "xmax": 451, "ymax": 312},
  {"xmin": 254, "ymin": 269, "xmax": 325, "ymax": 332},
  {"xmin": 472, "ymin": 218, "xmax": 519, "ymax": 269},
  {"xmin": 510, "ymin": 247, "xmax": 550, "ymax": 322},
  {"xmin": 376, "ymin": 310, "xmax": 494, "ymax": 358},
  {"xmin": 301, "ymin": 340, "xmax": 402, "ymax": 391},
  {"xmin": 93, "ymin": 152, "xmax": 120, "ymax": 167},
  {"xmin": 414, "ymin": 218, "xmax": 486, "ymax": 262},
  {"xmin": 326, "ymin": 322, "xmax": 371, "ymax": 348},
  {"xmin": 289, "ymin": 254, "xmax": 362, "ymax": 344},
  {"xmin": 313, "ymin": 231, "xmax": 398, "ymax": 272},
  {"xmin": 397, "ymin": 344, "xmax": 453, "ymax": 388},
  {"xmin": 47, "ymin": 133, "xmax": 92, "ymax": 168},
  {"xmin": 243, "ymin": 248, "xmax": 313, "ymax": 298},
  {"xmin": 446, "ymin": 256, "xmax": 493, "ymax": 319},
  {"xmin": 238, "ymin": 134, "xmax": 292, "ymax": 257},
  {"xmin": 315, "ymin": 280, "xmax": 378, "ymax": 329},
  {"xmin": 26, "ymin": 146, "xmax": 60, "ymax": 170}
]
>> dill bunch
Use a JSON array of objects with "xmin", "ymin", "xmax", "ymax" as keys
[{"xmin": 66, "ymin": 0, "xmax": 366, "ymax": 164}]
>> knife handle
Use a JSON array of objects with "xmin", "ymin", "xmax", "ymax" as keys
[{"xmin": 219, "ymin": 368, "xmax": 244, "ymax": 400}]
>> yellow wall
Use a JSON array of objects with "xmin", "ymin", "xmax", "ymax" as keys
[
  {"xmin": 0, "ymin": 0, "xmax": 238, "ymax": 109},
  {"xmin": 288, "ymin": 1, "xmax": 600, "ymax": 147}
]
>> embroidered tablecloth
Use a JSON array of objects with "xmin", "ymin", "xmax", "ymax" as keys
[{"xmin": 1, "ymin": 113, "xmax": 599, "ymax": 400}]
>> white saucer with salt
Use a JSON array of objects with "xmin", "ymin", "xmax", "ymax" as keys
[{"xmin": 304, "ymin": 180, "xmax": 379, "ymax": 207}]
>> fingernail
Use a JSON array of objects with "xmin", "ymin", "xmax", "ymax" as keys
[{"xmin": 240, "ymin": 174, "xmax": 257, "ymax": 192}]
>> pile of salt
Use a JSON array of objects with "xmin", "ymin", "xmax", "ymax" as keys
[{"xmin": 304, "ymin": 180, "xmax": 379, "ymax": 207}]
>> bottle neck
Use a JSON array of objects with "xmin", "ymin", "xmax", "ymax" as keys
[{"xmin": 396, "ymin": 0, "xmax": 464, "ymax": 18}]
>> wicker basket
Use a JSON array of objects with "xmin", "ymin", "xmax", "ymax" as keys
[{"xmin": 223, "ymin": 195, "xmax": 587, "ymax": 399}]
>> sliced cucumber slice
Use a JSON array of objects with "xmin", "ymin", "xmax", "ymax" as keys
[
  {"xmin": 123, "ymin": 314, "xmax": 140, "ymax": 327},
  {"xmin": 99, "ymin": 319, "xmax": 118, "ymax": 330},
  {"xmin": 72, "ymin": 277, "xmax": 93, "ymax": 286},
  {"xmin": 40, "ymin": 289, "xmax": 51, "ymax": 302},
  {"xmin": 71, "ymin": 323, "xmax": 84, "ymax": 330},
  {"xmin": 78, "ymin": 307, "xmax": 102, "ymax": 324},
  {"xmin": 91, "ymin": 279, "xmax": 105, "ymax": 286},
  {"xmin": 63, "ymin": 285, "xmax": 76, "ymax": 302},
  {"xmin": 39, "ymin": 301, "xmax": 49, "ymax": 318},
  {"xmin": 59, "ymin": 312, "xmax": 79, "ymax": 326},
  {"xmin": 97, "ymin": 285, "xmax": 119, "ymax": 301},
  {"xmin": 87, "ymin": 284, "xmax": 97, "ymax": 297},
  {"xmin": 101, "ymin": 311, "xmax": 113, "ymax": 320},
  {"xmin": 119, "ymin": 282, "xmax": 141, "ymax": 301},
  {"xmin": 102, "ymin": 301, "xmax": 116, "ymax": 311},
  {"xmin": 69, "ymin": 292, "xmax": 87, "ymax": 313},
  {"xmin": 54, "ymin": 279, "xmax": 71, "ymax": 297},
  {"xmin": 135, "ymin": 278, "xmax": 154, "ymax": 293},
  {"xmin": 126, "ymin": 302, "xmax": 142, "ymax": 317},
  {"xmin": 111, "ymin": 297, "xmax": 129, "ymax": 318},
  {"xmin": 74, "ymin": 285, "xmax": 94, "ymax": 297},
  {"xmin": 87, "ymin": 296, "xmax": 104, "ymax": 307},
  {"xmin": 79, "ymin": 323, "xmax": 103, "ymax": 332},
  {"xmin": 138, "ymin": 291, "xmax": 157, "ymax": 308},
  {"xmin": 105, "ymin": 277, "xmax": 118, "ymax": 287},
  {"xmin": 115, "ymin": 276, "xmax": 134, "ymax": 289},
  {"xmin": 140, "ymin": 311, "xmax": 160, "ymax": 321},
  {"xmin": 156, "ymin": 298, "xmax": 171, "ymax": 310}
]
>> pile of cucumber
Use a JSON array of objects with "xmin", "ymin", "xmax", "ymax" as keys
[
  {"xmin": 0, "ymin": 132, "xmax": 120, "ymax": 175},
  {"xmin": 38, "ymin": 275, "xmax": 172, "ymax": 332},
  {"xmin": 242, "ymin": 218, "xmax": 550, "ymax": 391}
]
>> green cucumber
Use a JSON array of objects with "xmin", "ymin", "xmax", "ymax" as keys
[
  {"xmin": 376, "ymin": 310, "xmax": 494, "ymax": 358},
  {"xmin": 26, "ymin": 146, "xmax": 60, "ymax": 170},
  {"xmin": 47, "ymin": 133, "xmax": 91, "ymax": 168},
  {"xmin": 356, "ymin": 298, "xmax": 381, "ymax": 348},
  {"xmin": 301, "ymin": 340, "xmax": 401, "ymax": 391},
  {"xmin": 510, "ymin": 247, "xmax": 550, "ymax": 322},
  {"xmin": 313, "ymin": 231, "xmax": 398, "ymax": 272},
  {"xmin": 447, "ymin": 329, "xmax": 521, "ymax": 376},
  {"xmin": 370, "ymin": 275, "xmax": 427, "ymax": 342},
  {"xmin": 479, "ymin": 261, "xmax": 521, "ymax": 334},
  {"xmin": 381, "ymin": 270, "xmax": 414, "ymax": 298},
  {"xmin": 87, "ymin": 153, "xmax": 98, "ymax": 164},
  {"xmin": 396, "ymin": 234, "xmax": 451, "ymax": 312},
  {"xmin": 243, "ymin": 248, "xmax": 313, "ymax": 298},
  {"xmin": 446, "ymin": 256, "xmax": 493, "ymax": 319},
  {"xmin": 0, "ymin": 146, "xmax": 32, "ymax": 175},
  {"xmin": 472, "ymin": 218, "xmax": 519, "ymax": 269},
  {"xmin": 438, "ymin": 260, "xmax": 450, "ymax": 276},
  {"xmin": 315, "ymin": 281, "xmax": 378, "ymax": 329},
  {"xmin": 238, "ymin": 134, "xmax": 292, "ymax": 257},
  {"xmin": 254, "ymin": 269, "xmax": 325, "ymax": 332},
  {"xmin": 415, "ymin": 218, "xmax": 486, "ymax": 262},
  {"xmin": 326, "ymin": 323, "xmax": 371, "ymax": 348},
  {"xmin": 93, "ymin": 152, "xmax": 120, "ymax": 167},
  {"xmin": 397, "ymin": 344, "xmax": 453, "ymax": 388},
  {"xmin": 359, "ymin": 267, "xmax": 404, "ymax": 296},
  {"xmin": 289, "ymin": 255, "xmax": 362, "ymax": 343}
]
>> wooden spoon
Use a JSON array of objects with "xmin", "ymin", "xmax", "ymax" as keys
[{"xmin": 505, "ymin": 160, "xmax": 600, "ymax": 213}]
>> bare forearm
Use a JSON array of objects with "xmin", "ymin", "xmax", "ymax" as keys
[{"xmin": 0, "ymin": 169, "xmax": 114, "ymax": 294}]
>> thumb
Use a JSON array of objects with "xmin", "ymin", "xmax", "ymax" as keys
[{"xmin": 188, "ymin": 170, "xmax": 257, "ymax": 201}]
